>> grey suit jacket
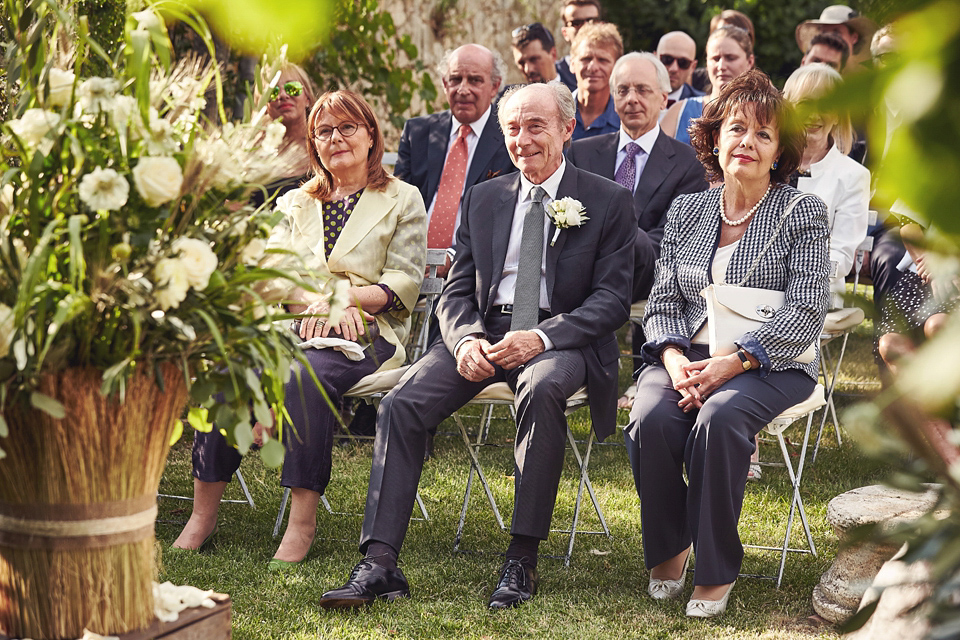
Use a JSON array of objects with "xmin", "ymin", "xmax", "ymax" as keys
[
  {"xmin": 393, "ymin": 109, "xmax": 516, "ymax": 218},
  {"xmin": 437, "ymin": 164, "xmax": 635, "ymax": 440},
  {"xmin": 642, "ymin": 185, "xmax": 831, "ymax": 380},
  {"xmin": 567, "ymin": 129, "xmax": 708, "ymax": 300}
]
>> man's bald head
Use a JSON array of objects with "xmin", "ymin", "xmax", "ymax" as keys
[{"xmin": 656, "ymin": 31, "xmax": 697, "ymax": 91}]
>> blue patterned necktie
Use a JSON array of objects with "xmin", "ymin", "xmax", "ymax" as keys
[
  {"xmin": 511, "ymin": 186, "xmax": 546, "ymax": 331},
  {"xmin": 614, "ymin": 141, "xmax": 642, "ymax": 193}
]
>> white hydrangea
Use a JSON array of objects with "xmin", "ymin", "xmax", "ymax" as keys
[
  {"xmin": 47, "ymin": 68, "xmax": 75, "ymax": 107},
  {"xmin": 132, "ymin": 156, "xmax": 183, "ymax": 207},
  {"xmin": 76, "ymin": 77, "xmax": 120, "ymax": 114},
  {"xmin": 78, "ymin": 167, "xmax": 130, "ymax": 211},
  {"xmin": 172, "ymin": 237, "xmax": 218, "ymax": 290},
  {"xmin": 154, "ymin": 258, "xmax": 190, "ymax": 310},
  {"xmin": 262, "ymin": 121, "xmax": 286, "ymax": 153},
  {"xmin": 110, "ymin": 94, "xmax": 139, "ymax": 127},
  {"xmin": 143, "ymin": 110, "xmax": 178, "ymax": 154},
  {"xmin": 8, "ymin": 108, "xmax": 61, "ymax": 155},
  {"xmin": 195, "ymin": 138, "xmax": 240, "ymax": 188}
]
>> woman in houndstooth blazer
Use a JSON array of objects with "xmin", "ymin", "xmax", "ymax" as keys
[{"xmin": 623, "ymin": 71, "xmax": 831, "ymax": 618}]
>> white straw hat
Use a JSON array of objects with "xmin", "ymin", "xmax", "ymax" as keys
[{"xmin": 795, "ymin": 5, "xmax": 877, "ymax": 55}]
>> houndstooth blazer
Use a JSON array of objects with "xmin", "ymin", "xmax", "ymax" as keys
[{"xmin": 641, "ymin": 183, "xmax": 831, "ymax": 380}]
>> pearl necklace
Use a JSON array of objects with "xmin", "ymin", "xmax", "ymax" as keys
[{"xmin": 719, "ymin": 184, "xmax": 771, "ymax": 226}]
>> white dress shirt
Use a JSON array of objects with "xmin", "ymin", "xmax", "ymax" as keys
[{"xmin": 614, "ymin": 124, "xmax": 660, "ymax": 193}]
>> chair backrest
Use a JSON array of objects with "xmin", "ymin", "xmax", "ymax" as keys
[
  {"xmin": 382, "ymin": 151, "xmax": 399, "ymax": 174},
  {"xmin": 408, "ymin": 248, "xmax": 448, "ymax": 362}
]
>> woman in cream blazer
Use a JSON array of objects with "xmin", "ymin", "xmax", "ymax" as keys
[{"xmin": 174, "ymin": 90, "xmax": 426, "ymax": 569}]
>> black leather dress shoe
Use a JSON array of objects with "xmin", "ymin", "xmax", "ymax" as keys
[
  {"xmin": 488, "ymin": 559, "xmax": 538, "ymax": 609},
  {"xmin": 319, "ymin": 560, "xmax": 410, "ymax": 609}
]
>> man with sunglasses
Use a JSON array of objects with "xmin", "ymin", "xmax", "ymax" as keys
[
  {"xmin": 511, "ymin": 23, "xmax": 559, "ymax": 85},
  {"xmin": 555, "ymin": 0, "xmax": 603, "ymax": 91},
  {"xmin": 656, "ymin": 31, "xmax": 704, "ymax": 108}
]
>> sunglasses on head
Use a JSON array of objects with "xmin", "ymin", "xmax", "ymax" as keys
[
  {"xmin": 269, "ymin": 81, "xmax": 304, "ymax": 102},
  {"xmin": 659, "ymin": 54, "xmax": 694, "ymax": 70}
]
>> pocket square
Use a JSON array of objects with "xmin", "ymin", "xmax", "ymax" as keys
[{"xmin": 486, "ymin": 169, "xmax": 502, "ymax": 179}]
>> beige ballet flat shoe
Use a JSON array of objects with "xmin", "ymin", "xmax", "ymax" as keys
[
  {"xmin": 647, "ymin": 544, "xmax": 693, "ymax": 601},
  {"xmin": 686, "ymin": 581, "xmax": 736, "ymax": 618}
]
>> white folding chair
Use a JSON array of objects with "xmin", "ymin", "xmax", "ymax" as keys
[
  {"xmin": 743, "ymin": 384, "xmax": 826, "ymax": 587},
  {"xmin": 451, "ymin": 382, "xmax": 610, "ymax": 567},
  {"xmin": 813, "ymin": 210, "xmax": 876, "ymax": 462},
  {"xmin": 272, "ymin": 250, "xmax": 448, "ymax": 536},
  {"xmin": 159, "ymin": 468, "xmax": 255, "ymax": 508}
]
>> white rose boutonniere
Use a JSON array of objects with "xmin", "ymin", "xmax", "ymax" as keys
[{"xmin": 546, "ymin": 197, "xmax": 588, "ymax": 246}]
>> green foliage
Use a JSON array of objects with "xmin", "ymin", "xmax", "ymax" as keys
[
  {"xmin": 305, "ymin": 0, "xmax": 437, "ymax": 131},
  {"xmin": 77, "ymin": 0, "xmax": 125, "ymax": 77}
]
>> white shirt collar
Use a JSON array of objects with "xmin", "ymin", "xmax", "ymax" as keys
[
  {"xmin": 618, "ymin": 123, "xmax": 660, "ymax": 156},
  {"xmin": 519, "ymin": 158, "xmax": 567, "ymax": 202},
  {"xmin": 452, "ymin": 105, "xmax": 492, "ymax": 139}
]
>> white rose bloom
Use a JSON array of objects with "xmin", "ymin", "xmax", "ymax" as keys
[
  {"xmin": 0, "ymin": 303, "xmax": 14, "ymax": 359},
  {"xmin": 133, "ymin": 156, "xmax": 183, "ymax": 207},
  {"xmin": 78, "ymin": 167, "xmax": 130, "ymax": 211},
  {"xmin": 240, "ymin": 237, "xmax": 266, "ymax": 266},
  {"xmin": 562, "ymin": 209, "xmax": 581, "ymax": 226},
  {"xmin": 172, "ymin": 237, "xmax": 218, "ymax": 289},
  {"xmin": 154, "ymin": 258, "xmax": 190, "ymax": 310},
  {"xmin": 262, "ymin": 122, "xmax": 286, "ymax": 153},
  {"xmin": 47, "ymin": 68, "xmax": 75, "ymax": 107},
  {"xmin": 196, "ymin": 138, "xmax": 240, "ymax": 188},
  {"xmin": 110, "ymin": 95, "xmax": 138, "ymax": 126},
  {"xmin": 8, "ymin": 108, "xmax": 60, "ymax": 151},
  {"xmin": 132, "ymin": 8, "xmax": 162, "ymax": 31},
  {"xmin": 76, "ymin": 77, "xmax": 120, "ymax": 114}
]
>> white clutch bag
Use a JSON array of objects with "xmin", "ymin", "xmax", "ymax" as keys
[
  {"xmin": 699, "ymin": 193, "xmax": 819, "ymax": 365},
  {"xmin": 701, "ymin": 283, "xmax": 816, "ymax": 363}
]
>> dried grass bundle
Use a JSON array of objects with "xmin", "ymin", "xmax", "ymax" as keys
[{"xmin": 0, "ymin": 364, "xmax": 188, "ymax": 639}]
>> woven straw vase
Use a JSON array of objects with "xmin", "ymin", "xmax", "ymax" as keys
[{"xmin": 0, "ymin": 364, "xmax": 188, "ymax": 639}]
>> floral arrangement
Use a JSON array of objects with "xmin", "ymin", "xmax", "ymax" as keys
[
  {"xmin": 0, "ymin": 1, "xmax": 318, "ymax": 463},
  {"xmin": 546, "ymin": 197, "xmax": 588, "ymax": 246}
]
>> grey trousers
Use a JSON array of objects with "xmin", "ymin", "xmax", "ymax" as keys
[
  {"xmin": 623, "ymin": 344, "xmax": 814, "ymax": 585},
  {"xmin": 359, "ymin": 312, "xmax": 586, "ymax": 553}
]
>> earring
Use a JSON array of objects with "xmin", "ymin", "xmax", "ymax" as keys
[
  {"xmin": 712, "ymin": 146, "xmax": 719, "ymax": 155},
  {"xmin": 771, "ymin": 160, "xmax": 779, "ymax": 170}
]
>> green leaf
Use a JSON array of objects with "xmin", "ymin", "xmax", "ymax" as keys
[
  {"xmin": 260, "ymin": 438, "xmax": 284, "ymax": 468},
  {"xmin": 168, "ymin": 419, "xmax": 183, "ymax": 446},
  {"xmin": 187, "ymin": 406, "xmax": 213, "ymax": 433},
  {"xmin": 233, "ymin": 421, "xmax": 254, "ymax": 456},
  {"xmin": 30, "ymin": 392, "xmax": 65, "ymax": 419}
]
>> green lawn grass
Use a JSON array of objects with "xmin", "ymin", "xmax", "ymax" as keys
[{"xmin": 156, "ymin": 315, "xmax": 892, "ymax": 639}]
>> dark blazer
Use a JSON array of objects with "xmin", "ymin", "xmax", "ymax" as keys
[
  {"xmin": 567, "ymin": 129, "xmax": 708, "ymax": 299},
  {"xmin": 676, "ymin": 83, "xmax": 705, "ymax": 101},
  {"xmin": 437, "ymin": 164, "xmax": 634, "ymax": 440},
  {"xmin": 393, "ymin": 109, "xmax": 516, "ymax": 217}
]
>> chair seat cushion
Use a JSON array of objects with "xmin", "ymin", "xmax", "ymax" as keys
[
  {"xmin": 822, "ymin": 307, "xmax": 865, "ymax": 334},
  {"xmin": 765, "ymin": 383, "xmax": 826, "ymax": 434},
  {"xmin": 345, "ymin": 366, "xmax": 408, "ymax": 397}
]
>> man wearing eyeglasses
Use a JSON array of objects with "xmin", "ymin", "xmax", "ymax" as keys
[
  {"xmin": 555, "ymin": 0, "xmax": 602, "ymax": 91},
  {"xmin": 393, "ymin": 44, "xmax": 516, "ymax": 277},
  {"xmin": 567, "ymin": 53, "xmax": 707, "ymax": 398},
  {"xmin": 511, "ymin": 23, "xmax": 559, "ymax": 84},
  {"xmin": 656, "ymin": 31, "xmax": 704, "ymax": 109}
]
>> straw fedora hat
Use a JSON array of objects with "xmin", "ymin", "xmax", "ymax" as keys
[{"xmin": 795, "ymin": 5, "xmax": 877, "ymax": 55}]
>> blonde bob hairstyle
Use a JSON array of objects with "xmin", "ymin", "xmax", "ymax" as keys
[
  {"xmin": 303, "ymin": 90, "xmax": 391, "ymax": 200},
  {"xmin": 782, "ymin": 63, "xmax": 853, "ymax": 154}
]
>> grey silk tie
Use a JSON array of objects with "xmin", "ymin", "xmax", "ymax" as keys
[{"xmin": 511, "ymin": 186, "xmax": 546, "ymax": 331}]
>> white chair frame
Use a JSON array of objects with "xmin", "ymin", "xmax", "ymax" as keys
[{"xmin": 451, "ymin": 383, "xmax": 611, "ymax": 567}]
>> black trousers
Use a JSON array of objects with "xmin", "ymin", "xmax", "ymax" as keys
[
  {"xmin": 359, "ymin": 312, "xmax": 586, "ymax": 553},
  {"xmin": 192, "ymin": 338, "xmax": 396, "ymax": 494},
  {"xmin": 623, "ymin": 344, "xmax": 814, "ymax": 585}
]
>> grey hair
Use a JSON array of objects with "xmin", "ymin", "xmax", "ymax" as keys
[
  {"xmin": 497, "ymin": 81, "xmax": 576, "ymax": 130},
  {"xmin": 610, "ymin": 51, "xmax": 671, "ymax": 96},
  {"xmin": 436, "ymin": 45, "xmax": 508, "ymax": 88},
  {"xmin": 870, "ymin": 23, "xmax": 895, "ymax": 58}
]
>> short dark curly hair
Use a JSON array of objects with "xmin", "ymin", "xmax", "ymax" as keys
[{"xmin": 688, "ymin": 69, "xmax": 805, "ymax": 184}]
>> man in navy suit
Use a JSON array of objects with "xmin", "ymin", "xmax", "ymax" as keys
[
  {"xmin": 394, "ymin": 43, "xmax": 517, "ymax": 276},
  {"xmin": 321, "ymin": 83, "xmax": 634, "ymax": 612},
  {"xmin": 656, "ymin": 32, "xmax": 705, "ymax": 107},
  {"xmin": 567, "ymin": 52, "xmax": 707, "ymax": 304}
]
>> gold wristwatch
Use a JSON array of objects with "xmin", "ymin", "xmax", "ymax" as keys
[{"xmin": 736, "ymin": 349, "xmax": 753, "ymax": 370}]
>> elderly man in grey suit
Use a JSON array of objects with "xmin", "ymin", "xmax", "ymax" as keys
[
  {"xmin": 394, "ymin": 43, "xmax": 517, "ymax": 276},
  {"xmin": 568, "ymin": 52, "xmax": 707, "ymax": 304},
  {"xmin": 320, "ymin": 83, "xmax": 634, "ymax": 611}
]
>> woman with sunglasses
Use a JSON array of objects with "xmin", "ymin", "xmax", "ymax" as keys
[
  {"xmin": 662, "ymin": 26, "xmax": 755, "ymax": 147},
  {"xmin": 249, "ymin": 64, "xmax": 317, "ymax": 208},
  {"xmin": 174, "ymin": 90, "xmax": 427, "ymax": 570}
]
